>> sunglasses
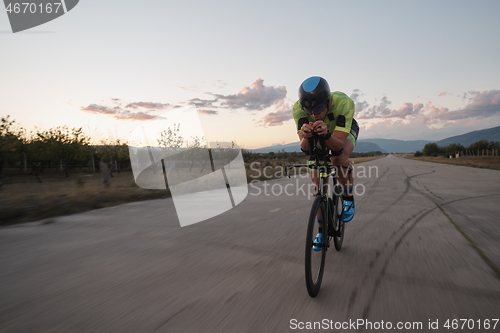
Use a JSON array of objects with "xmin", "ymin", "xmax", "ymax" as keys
[{"xmin": 303, "ymin": 102, "xmax": 327, "ymax": 115}]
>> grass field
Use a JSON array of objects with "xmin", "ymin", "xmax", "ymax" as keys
[
  {"xmin": 0, "ymin": 169, "xmax": 169, "ymax": 225},
  {"xmin": 400, "ymin": 155, "xmax": 500, "ymax": 171},
  {"xmin": 0, "ymin": 154, "xmax": 386, "ymax": 225}
]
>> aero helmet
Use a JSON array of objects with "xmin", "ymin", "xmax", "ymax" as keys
[{"xmin": 299, "ymin": 76, "xmax": 331, "ymax": 111}]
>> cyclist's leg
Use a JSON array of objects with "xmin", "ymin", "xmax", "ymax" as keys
[
  {"xmin": 331, "ymin": 139, "xmax": 354, "ymax": 187},
  {"xmin": 331, "ymin": 138, "xmax": 355, "ymax": 221},
  {"xmin": 309, "ymin": 169, "xmax": 325, "ymax": 249}
]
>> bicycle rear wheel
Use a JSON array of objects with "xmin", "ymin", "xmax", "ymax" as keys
[
  {"xmin": 305, "ymin": 196, "xmax": 327, "ymax": 297},
  {"xmin": 332, "ymin": 188, "xmax": 345, "ymax": 251}
]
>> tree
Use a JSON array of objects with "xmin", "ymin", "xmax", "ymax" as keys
[
  {"xmin": 444, "ymin": 143, "xmax": 465, "ymax": 157},
  {"xmin": 157, "ymin": 123, "xmax": 184, "ymax": 150},
  {"xmin": 183, "ymin": 136, "xmax": 207, "ymax": 172},
  {"xmin": 26, "ymin": 126, "xmax": 91, "ymax": 180},
  {"xmin": 96, "ymin": 138, "xmax": 130, "ymax": 175},
  {"xmin": 422, "ymin": 143, "xmax": 442, "ymax": 156},
  {"xmin": 0, "ymin": 116, "xmax": 24, "ymax": 185},
  {"xmin": 467, "ymin": 140, "xmax": 489, "ymax": 151}
]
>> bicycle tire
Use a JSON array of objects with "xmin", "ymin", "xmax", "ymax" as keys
[
  {"xmin": 332, "ymin": 189, "xmax": 345, "ymax": 251},
  {"xmin": 305, "ymin": 196, "xmax": 327, "ymax": 297}
]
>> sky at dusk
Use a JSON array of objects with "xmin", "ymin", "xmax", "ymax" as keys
[{"xmin": 1, "ymin": 0, "xmax": 499, "ymax": 149}]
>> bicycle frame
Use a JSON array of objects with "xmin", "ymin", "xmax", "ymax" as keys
[
  {"xmin": 286, "ymin": 133, "xmax": 346, "ymax": 246},
  {"xmin": 286, "ymin": 133, "xmax": 338, "ymax": 207}
]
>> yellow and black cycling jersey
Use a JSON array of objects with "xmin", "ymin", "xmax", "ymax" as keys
[{"xmin": 293, "ymin": 91, "xmax": 358, "ymax": 146}]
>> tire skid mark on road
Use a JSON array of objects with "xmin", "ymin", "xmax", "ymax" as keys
[
  {"xmin": 416, "ymin": 181, "xmax": 444, "ymax": 200},
  {"xmin": 356, "ymin": 166, "xmax": 435, "ymax": 238},
  {"xmin": 357, "ymin": 206, "xmax": 438, "ymax": 330},
  {"xmin": 347, "ymin": 288, "xmax": 358, "ymax": 312},
  {"xmin": 358, "ymin": 200, "xmax": 500, "ymax": 332},
  {"xmin": 435, "ymin": 202, "xmax": 500, "ymax": 281},
  {"xmin": 403, "ymin": 166, "xmax": 500, "ymax": 281},
  {"xmin": 154, "ymin": 303, "xmax": 194, "ymax": 332},
  {"xmin": 356, "ymin": 163, "xmax": 500, "ymax": 330},
  {"xmin": 354, "ymin": 162, "xmax": 454, "ymax": 327},
  {"xmin": 440, "ymin": 194, "xmax": 500, "ymax": 244},
  {"xmin": 347, "ymin": 205, "xmax": 434, "ymax": 319},
  {"xmin": 348, "ymin": 164, "xmax": 439, "ymax": 320},
  {"xmin": 402, "ymin": 168, "xmax": 500, "ymax": 282}
]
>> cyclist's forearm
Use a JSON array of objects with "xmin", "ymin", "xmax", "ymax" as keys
[
  {"xmin": 300, "ymin": 137, "xmax": 310, "ymax": 152},
  {"xmin": 324, "ymin": 135, "xmax": 344, "ymax": 152}
]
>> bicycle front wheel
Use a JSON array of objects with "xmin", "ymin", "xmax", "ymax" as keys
[{"xmin": 305, "ymin": 196, "xmax": 327, "ymax": 298}]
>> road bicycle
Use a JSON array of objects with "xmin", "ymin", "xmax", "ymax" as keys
[{"xmin": 286, "ymin": 133, "xmax": 346, "ymax": 297}]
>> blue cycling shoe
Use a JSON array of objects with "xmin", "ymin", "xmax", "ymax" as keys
[
  {"xmin": 341, "ymin": 199, "xmax": 355, "ymax": 222},
  {"xmin": 312, "ymin": 233, "xmax": 323, "ymax": 251}
]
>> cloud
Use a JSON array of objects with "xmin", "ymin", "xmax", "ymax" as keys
[
  {"xmin": 188, "ymin": 79, "xmax": 288, "ymax": 123},
  {"xmin": 197, "ymin": 109, "xmax": 218, "ymax": 115},
  {"xmin": 114, "ymin": 111, "xmax": 157, "ymax": 121},
  {"xmin": 465, "ymin": 90, "xmax": 500, "ymax": 111},
  {"xmin": 125, "ymin": 102, "xmax": 170, "ymax": 109},
  {"xmin": 260, "ymin": 109, "xmax": 293, "ymax": 126},
  {"xmin": 211, "ymin": 78, "xmax": 287, "ymax": 111},
  {"xmin": 438, "ymin": 91, "xmax": 447, "ymax": 96},
  {"xmin": 257, "ymin": 99, "xmax": 293, "ymax": 127},
  {"xmin": 386, "ymin": 102, "xmax": 424, "ymax": 119},
  {"xmin": 188, "ymin": 98, "xmax": 218, "ymax": 108},
  {"xmin": 361, "ymin": 113, "xmax": 500, "ymax": 141},
  {"xmin": 356, "ymin": 90, "xmax": 500, "ymax": 124},
  {"xmin": 80, "ymin": 99, "xmax": 170, "ymax": 121},
  {"xmin": 358, "ymin": 90, "xmax": 500, "ymax": 140},
  {"xmin": 82, "ymin": 79, "xmax": 287, "ymax": 122},
  {"xmin": 187, "ymin": 79, "xmax": 286, "ymax": 112},
  {"xmin": 81, "ymin": 104, "xmax": 117, "ymax": 115},
  {"xmin": 424, "ymin": 90, "xmax": 500, "ymax": 122},
  {"xmin": 350, "ymin": 89, "xmax": 369, "ymax": 112},
  {"xmin": 357, "ymin": 96, "xmax": 392, "ymax": 119}
]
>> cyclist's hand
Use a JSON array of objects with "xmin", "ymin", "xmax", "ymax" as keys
[
  {"xmin": 301, "ymin": 123, "xmax": 314, "ymax": 138},
  {"xmin": 313, "ymin": 121, "xmax": 328, "ymax": 136}
]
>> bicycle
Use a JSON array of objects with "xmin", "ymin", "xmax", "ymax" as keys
[{"xmin": 286, "ymin": 133, "xmax": 347, "ymax": 297}]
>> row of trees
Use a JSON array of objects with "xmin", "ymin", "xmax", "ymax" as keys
[
  {"xmin": 0, "ymin": 116, "xmax": 129, "ymax": 183},
  {"xmin": 241, "ymin": 149, "xmax": 302, "ymax": 164},
  {"xmin": 416, "ymin": 140, "xmax": 500, "ymax": 157},
  {"xmin": 1, "ymin": 116, "xmax": 252, "ymax": 184}
]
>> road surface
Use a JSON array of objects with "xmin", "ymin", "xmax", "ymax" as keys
[{"xmin": 1, "ymin": 155, "xmax": 500, "ymax": 332}]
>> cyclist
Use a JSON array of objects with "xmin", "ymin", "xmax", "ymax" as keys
[{"xmin": 292, "ymin": 76, "xmax": 359, "ymax": 251}]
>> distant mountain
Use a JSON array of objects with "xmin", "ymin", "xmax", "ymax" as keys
[
  {"xmin": 249, "ymin": 142, "xmax": 301, "ymax": 153},
  {"xmin": 357, "ymin": 139, "xmax": 432, "ymax": 153},
  {"xmin": 248, "ymin": 126, "xmax": 500, "ymax": 154},
  {"xmin": 249, "ymin": 140, "xmax": 384, "ymax": 153},
  {"xmin": 353, "ymin": 141, "xmax": 385, "ymax": 153},
  {"xmin": 435, "ymin": 125, "xmax": 500, "ymax": 147}
]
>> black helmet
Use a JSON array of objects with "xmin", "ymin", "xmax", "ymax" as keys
[{"xmin": 298, "ymin": 76, "xmax": 331, "ymax": 110}]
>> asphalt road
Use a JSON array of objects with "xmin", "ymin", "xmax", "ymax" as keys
[{"xmin": 1, "ymin": 155, "xmax": 500, "ymax": 332}]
